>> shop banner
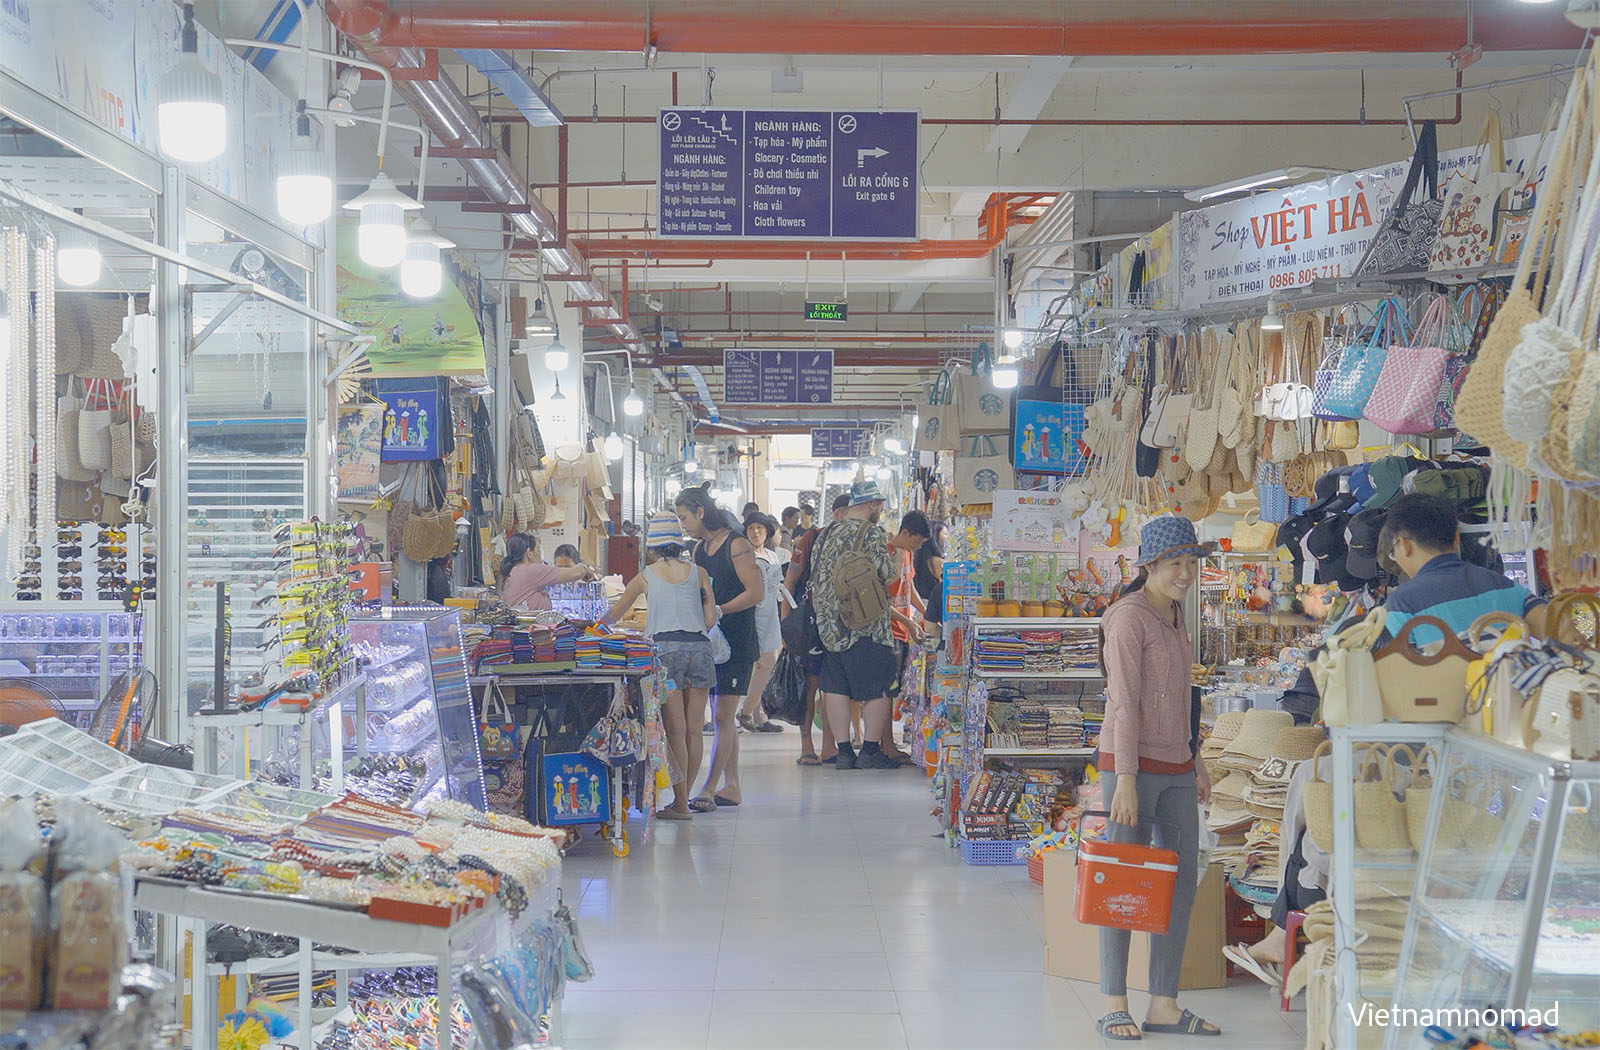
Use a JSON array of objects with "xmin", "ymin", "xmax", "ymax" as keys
[
  {"xmin": 376, "ymin": 379, "xmax": 441, "ymax": 462},
  {"xmin": 337, "ymin": 219, "xmax": 488, "ymax": 377},
  {"xmin": 992, "ymin": 490, "xmax": 1077, "ymax": 552},
  {"xmin": 1177, "ymin": 131, "xmax": 1555, "ymax": 311},
  {"xmin": 336, "ymin": 404, "xmax": 384, "ymax": 498}
]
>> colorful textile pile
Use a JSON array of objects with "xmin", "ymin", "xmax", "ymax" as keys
[{"xmin": 576, "ymin": 628, "xmax": 653, "ymax": 671}]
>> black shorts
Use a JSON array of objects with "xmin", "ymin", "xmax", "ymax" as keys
[
  {"xmin": 819, "ymin": 638, "xmax": 897, "ymax": 702},
  {"xmin": 716, "ymin": 659, "xmax": 754, "ymax": 697}
]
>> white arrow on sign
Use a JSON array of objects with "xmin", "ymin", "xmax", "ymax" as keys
[{"xmin": 856, "ymin": 146, "xmax": 888, "ymax": 168}]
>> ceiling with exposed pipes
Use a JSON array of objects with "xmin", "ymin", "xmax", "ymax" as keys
[{"xmin": 201, "ymin": 0, "xmax": 1585, "ymax": 429}]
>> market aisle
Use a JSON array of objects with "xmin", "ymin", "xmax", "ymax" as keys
[{"xmin": 555, "ymin": 734, "xmax": 1308, "ymax": 1050}]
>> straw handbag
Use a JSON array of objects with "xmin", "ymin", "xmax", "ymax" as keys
[
  {"xmin": 55, "ymin": 395, "xmax": 98, "ymax": 482},
  {"xmin": 1544, "ymin": 590, "xmax": 1600, "ymax": 647},
  {"xmin": 1304, "ymin": 740, "xmax": 1335, "ymax": 853},
  {"xmin": 1373, "ymin": 614, "xmax": 1473, "ymax": 723},
  {"xmin": 1230, "ymin": 509, "xmax": 1277, "ymax": 553},
  {"xmin": 1403, "ymin": 745, "xmax": 1441, "ymax": 852},
  {"xmin": 1354, "ymin": 744, "xmax": 1412, "ymax": 851},
  {"xmin": 1310, "ymin": 607, "xmax": 1385, "ymax": 726},
  {"xmin": 1463, "ymin": 610, "xmax": 1529, "ymax": 737},
  {"xmin": 77, "ymin": 378, "xmax": 115, "ymax": 472},
  {"xmin": 1218, "ymin": 325, "xmax": 1255, "ymax": 450},
  {"xmin": 1184, "ymin": 328, "xmax": 1224, "ymax": 471},
  {"xmin": 1458, "ymin": 52, "xmax": 1592, "ymax": 457}
]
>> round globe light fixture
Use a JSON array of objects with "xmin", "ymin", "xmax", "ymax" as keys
[
  {"xmin": 342, "ymin": 172, "xmax": 421, "ymax": 268},
  {"xmin": 399, "ymin": 217, "xmax": 454, "ymax": 299},
  {"xmin": 57, "ymin": 230, "xmax": 102, "ymax": 287},
  {"xmin": 276, "ymin": 114, "xmax": 332, "ymax": 226}
]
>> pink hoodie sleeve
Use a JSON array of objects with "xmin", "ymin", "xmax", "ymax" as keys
[{"xmin": 1101, "ymin": 607, "xmax": 1146, "ymax": 775}]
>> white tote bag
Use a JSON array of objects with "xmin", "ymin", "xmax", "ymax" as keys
[{"xmin": 1310, "ymin": 608, "xmax": 1386, "ymax": 726}]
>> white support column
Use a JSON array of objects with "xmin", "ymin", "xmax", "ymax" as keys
[{"xmin": 156, "ymin": 164, "xmax": 188, "ymax": 744}]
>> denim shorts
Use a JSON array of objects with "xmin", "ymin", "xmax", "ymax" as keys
[{"xmin": 655, "ymin": 636, "xmax": 717, "ymax": 689}]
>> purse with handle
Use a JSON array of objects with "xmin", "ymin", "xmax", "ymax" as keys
[
  {"xmin": 1310, "ymin": 607, "xmax": 1386, "ymax": 726},
  {"xmin": 1365, "ymin": 293, "xmax": 1455, "ymax": 436},
  {"xmin": 1355, "ymin": 120, "xmax": 1443, "ymax": 276},
  {"xmin": 1428, "ymin": 109, "xmax": 1519, "ymax": 272},
  {"xmin": 1229, "ymin": 509, "xmax": 1277, "ymax": 553},
  {"xmin": 1373, "ymin": 614, "xmax": 1475, "ymax": 723},
  {"xmin": 1322, "ymin": 298, "xmax": 1409, "ymax": 420}
]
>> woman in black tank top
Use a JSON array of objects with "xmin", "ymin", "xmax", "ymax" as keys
[{"xmin": 676, "ymin": 486, "xmax": 764, "ymax": 810}]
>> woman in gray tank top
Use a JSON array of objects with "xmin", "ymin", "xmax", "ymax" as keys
[{"xmin": 603, "ymin": 513, "xmax": 718, "ymax": 820}]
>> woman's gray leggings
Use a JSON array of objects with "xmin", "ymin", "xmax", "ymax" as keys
[{"xmin": 1097, "ymin": 767, "xmax": 1200, "ymax": 999}]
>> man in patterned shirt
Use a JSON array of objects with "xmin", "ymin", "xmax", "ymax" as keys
[{"xmin": 809, "ymin": 480, "xmax": 900, "ymax": 770}]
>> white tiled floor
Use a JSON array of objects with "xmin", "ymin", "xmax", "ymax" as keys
[{"xmin": 556, "ymin": 733, "xmax": 1307, "ymax": 1050}]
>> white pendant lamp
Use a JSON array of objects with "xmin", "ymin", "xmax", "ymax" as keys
[
  {"xmin": 342, "ymin": 172, "xmax": 421, "ymax": 268},
  {"xmin": 1261, "ymin": 298, "xmax": 1285, "ymax": 331},
  {"xmin": 604, "ymin": 432, "xmax": 625, "ymax": 461},
  {"xmin": 1002, "ymin": 327, "xmax": 1024, "ymax": 350},
  {"xmin": 399, "ymin": 217, "xmax": 454, "ymax": 299},
  {"xmin": 992, "ymin": 354, "xmax": 1020, "ymax": 389},
  {"xmin": 883, "ymin": 435, "xmax": 905, "ymax": 455},
  {"xmin": 544, "ymin": 336, "xmax": 570, "ymax": 372},
  {"xmin": 684, "ymin": 444, "xmax": 699, "ymax": 475},
  {"xmin": 276, "ymin": 110, "xmax": 332, "ymax": 226},
  {"xmin": 622, "ymin": 386, "xmax": 644, "ymax": 417},
  {"xmin": 158, "ymin": 4, "xmax": 227, "ymax": 164},
  {"xmin": 56, "ymin": 229, "xmax": 102, "ymax": 287}
]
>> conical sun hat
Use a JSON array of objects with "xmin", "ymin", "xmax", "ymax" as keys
[{"xmin": 1221, "ymin": 710, "xmax": 1294, "ymax": 760}]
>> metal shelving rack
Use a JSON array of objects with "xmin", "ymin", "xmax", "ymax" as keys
[{"xmin": 184, "ymin": 457, "xmax": 308, "ymax": 700}]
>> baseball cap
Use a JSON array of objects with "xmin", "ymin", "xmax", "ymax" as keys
[
  {"xmin": 848, "ymin": 480, "xmax": 886, "ymax": 506},
  {"xmin": 1344, "ymin": 507, "xmax": 1388, "ymax": 581}
]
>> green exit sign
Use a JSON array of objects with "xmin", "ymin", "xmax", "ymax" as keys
[{"xmin": 804, "ymin": 300, "xmax": 848, "ymax": 323}]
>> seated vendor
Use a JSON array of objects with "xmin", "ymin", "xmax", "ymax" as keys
[
  {"xmin": 501, "ymin": 533, "xmax": 595, "ymax": 612},
  {"xmin": 1376, "ymin": 493, "xmax": 1546, "ymax": 644},
  {"xmin": 552, "ymin": 543, "xmax": 583, "ymax": 569}
]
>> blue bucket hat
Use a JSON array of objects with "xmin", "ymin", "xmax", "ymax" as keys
[
  {"xmin": 848, "ymin": 480, "xmax": 886, "ymax": 506},
  {"xmin": 1135, "ymin": 514, "xmax": 1214, "ymax": 566}
]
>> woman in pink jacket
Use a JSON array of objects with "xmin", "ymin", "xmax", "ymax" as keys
[{"xmin": 1096, "ymin": 516, "xmax": 1219, "ymax": 1042}]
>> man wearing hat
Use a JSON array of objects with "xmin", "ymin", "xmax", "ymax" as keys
[
  {"xmin": 808, "ymin": 480, "xmax": 901, "ymax": 770},
  {"xmin": 1096, "ymin": 516, "xmax": 1222, "ymax": 1040}
]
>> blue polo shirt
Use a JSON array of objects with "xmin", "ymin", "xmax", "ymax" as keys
[{"xmin": 1381, "ymin": 553, "xmax": 1542, "ymax": 648}]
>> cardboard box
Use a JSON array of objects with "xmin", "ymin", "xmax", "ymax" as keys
[{"xmin": 1043, "ymin": 850, "xmax": 1226, "ymax": 991}]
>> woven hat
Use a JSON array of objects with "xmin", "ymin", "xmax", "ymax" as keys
[
  {"xmin": 1221, "ymin": 710, "xmax": 1294, "ymax": 761},
  {"xmin": 1251, "ymin": 756, "xmax": 1303, "ymax": 786},
  {"xmin": 1212, "ymin": 771, "xmax": 1252, "ymax": 802},
  {"xmin": 1271, "ymin": 726, "xmax": 1328, "ymax": 763},
  {"xmin": 646, "ymin": 511, "xmax": 686, "ymax": 548},
  {"xmin": 1209, "ymin": 711, "xmax": 1248, "ymax": 744}
]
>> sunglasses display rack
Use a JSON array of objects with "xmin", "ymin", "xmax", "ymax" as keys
[
  {"xmin": 185, "ymin": 457, "xmax": 309, "ymax": 701},
  {"xmin": 0, "ymin": 610, "xmax": 143, "ymax": 727},
  {"xmin": 6, "ymin": 521, "xmax": 149, "ymax": 606}
]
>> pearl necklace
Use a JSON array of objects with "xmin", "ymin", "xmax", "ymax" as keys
[
  {"xmin": 34, "ymin": 236, "xmax": 54, "ymax": 549},
  {"xmin": 3, "ymin": 229, "xmax": 27, "ymax": 573}
]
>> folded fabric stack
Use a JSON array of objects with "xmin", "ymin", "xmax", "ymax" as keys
[
  {"xmin": 1080, "ymin": 708, "xmax": 1103, "ymax": 749},
  {"xmin": 1014, "ymin": 702, "xmax": 1050, "ymax": 749},
  {"xmin": 576, "ymin": 628, "xmax": 654, "ymax": 671},
  {"xmin": 1046, "ymin": 705, "xmax": 1085, "ymax": 749},
  {"xmin": 473, "ymin": 628, "xmax": 537, "ymax": 670},
  {"xmin": 974, "ymin": 637, "xmax": 1027, "ymax": 673}
]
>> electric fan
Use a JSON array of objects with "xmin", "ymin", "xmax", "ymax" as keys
[
  {"xmin": 87, "ymin": 669, "xmax": 191, "ymax": 768},
  {"xmin": 0, "ymin": 679, "xmax": 67, "ymax": 736}
]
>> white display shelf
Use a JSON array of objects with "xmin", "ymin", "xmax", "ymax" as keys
[
  {"xmin": 971, "ymin": 617, "xmax": 1102, "ymax": 629},
  {"xmin": 983, "ymin": 746, "xmax": 1095, "ymax": 757},
  {"xmin": 975, "ymin": 669, "xmax": 1101, "ymax": 680}
]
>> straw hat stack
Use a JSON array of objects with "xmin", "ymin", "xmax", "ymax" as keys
[
  {"xmin": 1242, "ymin": 726, "xmax": 1328, "ymax": 821},
  {"xmin": 1216, "ymin": 710, "xmax": 1295, "ymax": 776},
  {"xmin": 1200, "ymin": 711, "xmax": 1247, "ymax": 782}
]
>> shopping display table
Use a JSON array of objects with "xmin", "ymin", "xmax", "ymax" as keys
[{"xmin": 133, "ymin": 876, "xmax": 510, "ymax": 1050}]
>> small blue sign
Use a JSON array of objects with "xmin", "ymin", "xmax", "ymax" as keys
[
  {"xmin": 660, "ymin": 109, "xmax": 918, "ymax": 239},
  {"xmin": 724, "ymin": 349, "xmax": 833, "ymax": 405},
  {"xmin": 540, "ymin": 751, "xmax": 611, "ymax": 826},
  {"xmin": 375, "ymin": 378, "xmax": 441, "ymax": 462},
  {"xmin": 810, "ymin": 427, "xmax": 872, "ymax": 458}
]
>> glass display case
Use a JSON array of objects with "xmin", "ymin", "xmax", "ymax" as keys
[
  {"xmin": 347, "ymin": 608, "xmax": 487, "ymax": 811},
  {"xmin": 1384, "ymin": 732, "xmax": 1600, "ymax": 1048},
  {"xmin": 0, "ymin": 608, "xmax": 143, "ymax": 727}
]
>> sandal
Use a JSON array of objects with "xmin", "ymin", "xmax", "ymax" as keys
[
  {"xmin": 737, "ymin": 714, "xmax": 758, "ymax": 733},
  {"xmin": 1098, "ymin": 1011, "xmax": 1142, "ymax": 1042},
  {"xmin": 713, "ymin": 795, "xmax": 740, "ymax": 807},
  {"xmin": 1142, "ymin": 1009, "xmax": 1220, "ymax": 1037},
  {"xmin": 796, "ymin": 754, "xmax": 822, "ymax": 766},
  {"xmin": 654, "ymin": 808, "xmax": 691, "ymax": 821},
  {"xmin": 688, "ymin": 797, "xmax": 717, "ymax": 813},
  {"xmin": 1223, "ymin": 944, "xmax": 1281, "ymax": 988}
]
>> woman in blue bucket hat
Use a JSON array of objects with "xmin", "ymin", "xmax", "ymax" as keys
[{"xmin": 1095, "ymin": 515, "xmax": 1221, "ymax": 1041}]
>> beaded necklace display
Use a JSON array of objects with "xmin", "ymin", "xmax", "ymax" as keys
[
  {"xmin": 33, "ymin": 236, "xmax": 55, "ymax": 545},
  {"xmin": 3, "ymin": 229, "xmax": 30, "ymax": 574}
]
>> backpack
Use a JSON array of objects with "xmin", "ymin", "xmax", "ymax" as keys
[{"xmin": 832, "ymin": 522, "xmax": 891, "ymax": 633}]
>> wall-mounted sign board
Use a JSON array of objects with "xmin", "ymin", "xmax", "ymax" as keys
[{"xmin": 723, "ymin": 349, "xmax": 833, "ymax": 404}]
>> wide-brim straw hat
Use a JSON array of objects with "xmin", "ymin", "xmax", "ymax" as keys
[
  {"xmin": 1271, "ymin": 726, "xmax": 1328, "ymax": 763},
  {"xmin": 1221, "ymin": 710, "xmax": 1294, "ymax": 761},
  {"xmin": 1212, "ymin": 771, "xmax": 1253, "ymax": 803},
  {"xmin": 1209, "ymin": 712, "xmax": 1248, "ymax": 745}
]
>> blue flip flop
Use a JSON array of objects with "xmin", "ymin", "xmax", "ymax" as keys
[
  {"xmin": 1142, "ymin": 1009, "xmax": 1219, "ymax": 1036},
  {"xmin": 1098, "ymin": 1011, "xmax": 1142, "ymax": 1041}
]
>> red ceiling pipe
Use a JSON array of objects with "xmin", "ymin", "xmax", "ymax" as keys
[{"xmin": 318, "ymin": 1, "xmax": 1583, "ymax": 56}]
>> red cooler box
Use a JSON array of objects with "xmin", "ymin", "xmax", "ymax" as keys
[{"xmin": 1074, "ymin": 833, "xmax": 1179, "ymax": 934}]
